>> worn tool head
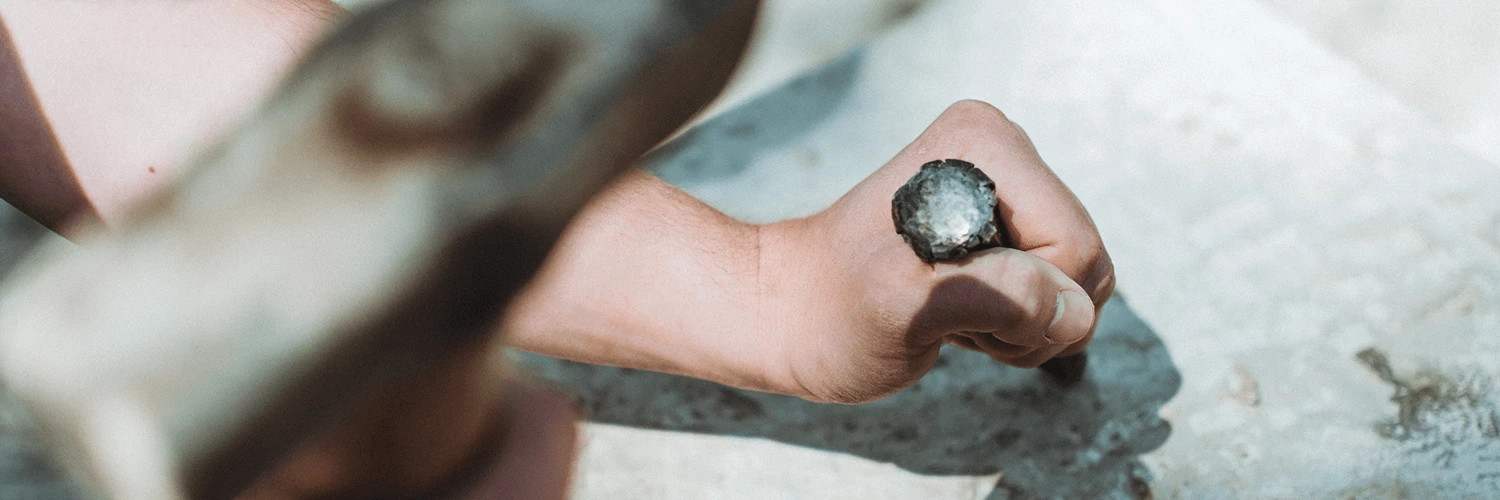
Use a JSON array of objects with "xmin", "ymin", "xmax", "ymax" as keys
[{"xmin": 891, "ymin": 158, "xmax": 1005, "ymax": 263}]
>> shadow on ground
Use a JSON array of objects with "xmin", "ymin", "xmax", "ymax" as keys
[
  {"xmin": 641, "ymin": 46, "xmax": 863, "ymax": 187},
  {"xmin": 517, "ymin": 296, "xmax": 1181, "ymax": 499}
]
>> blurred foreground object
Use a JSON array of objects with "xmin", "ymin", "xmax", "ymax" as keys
[{"xmin": 0, "ymin": 0, "xmax": 756, "ymax": 498}]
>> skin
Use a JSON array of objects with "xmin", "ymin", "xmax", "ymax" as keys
[
  {"xmin": 0, "ymin": 0, "xmax": 1113, "ymax": 497},
  {"xmin": 504, "ymin": 102, "xmax": 1114, "ymax": 404}
]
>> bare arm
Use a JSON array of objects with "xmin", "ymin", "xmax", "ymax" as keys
[
  {"xmin": 502, "ymin": 169, "xmax": 784, "ymax": 390},
  {"xmin": 507, "ymin": 100, "xmax": 1114, "ymax": 404}
]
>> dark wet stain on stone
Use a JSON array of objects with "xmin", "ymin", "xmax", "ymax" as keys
[
  {"xmin": 1357, "ymin": 347, "xmax": 1500, "ymax": 442},
  {"xmin": 1353, "ymin": 347, "xmax": 1500, "ymax": 495}
]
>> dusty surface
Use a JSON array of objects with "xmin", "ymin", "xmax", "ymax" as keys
[
  {"xmin": 2, "ymin": 0, "xmax": 1499, "ymax": 498},
  {"xmin": 1258, "ymin": 0, "xmax": 1500, "ymax": 166}
]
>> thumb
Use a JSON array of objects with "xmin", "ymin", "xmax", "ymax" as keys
[{"xmin": 925, "ymin": 248, "xmax": 1095, "ymax": 348}]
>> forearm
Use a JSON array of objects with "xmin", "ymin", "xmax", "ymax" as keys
[{"xmin": 502, "ymin": 169, "xmax": 803, "ymax": 394}]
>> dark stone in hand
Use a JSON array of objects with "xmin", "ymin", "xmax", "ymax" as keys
[{"xmin": 891, "ymin": 159, "xmax": 1004, "ymax": 263}]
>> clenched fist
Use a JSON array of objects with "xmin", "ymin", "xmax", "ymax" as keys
[{"xmin": 754, "ymin": 100, "xmax": 1113, "ymax": 402}]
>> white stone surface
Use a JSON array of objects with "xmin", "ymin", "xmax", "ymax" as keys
[
  {"xmin": 569, "ymin": 0, "xmax": 1500, "ymax": 497},
  {"xmin": 572, "ymin": 424, "xmax": 997, "ymax": 500},
  {"xmin": 1259, "ymin": 0, "xmax": 1500, "ymax": 166}
]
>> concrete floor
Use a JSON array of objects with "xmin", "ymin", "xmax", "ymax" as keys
[{"xmin": 1, "ymin": 0, "xmax": 1498, "ymax": 498}]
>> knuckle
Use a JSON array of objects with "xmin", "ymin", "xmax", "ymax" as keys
[
  {"xmin": 1067, "ymin": 233, "xmax": 1107, "ymax": 272},
  {"xmin": 940, "ymin": 100, "xmax": 1030, "ymax": 146},
  {"xmin": 1079, "ymin": 236, "xmax": 1107, "ymax": 263},
  {"xmin": 946, "ymin": 99, "xmax": 1010, "ymax": 122},
  {"xmin": 1094, "ymin": 269, "xmax": 1116, "ymax": 303},
  {"xmin": 1085, "ymin": 250, "xmax": 1116, "ymax": 299}
]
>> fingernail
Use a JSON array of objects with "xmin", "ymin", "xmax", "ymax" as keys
[{"xmin": 1045, "ymin": 290, "xmax": 1092, "ymax": 344}]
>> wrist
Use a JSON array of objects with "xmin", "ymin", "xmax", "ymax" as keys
[
  {"xmin": 503, "ymin": 172, "xmax": 796, "ymax": 394},
  {"xmin": 751, "ymin": 215, "xmax": 838, "ymax": 401}
]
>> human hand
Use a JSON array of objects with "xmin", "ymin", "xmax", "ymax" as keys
[{"xmin": 759, "ymin": 100, "xmax": 1114, "ymax": 404}]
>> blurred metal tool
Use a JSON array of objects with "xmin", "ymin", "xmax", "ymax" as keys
[{"xmin": 0, "ymin": 0, "xmax": 758, "ymax": 498}]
